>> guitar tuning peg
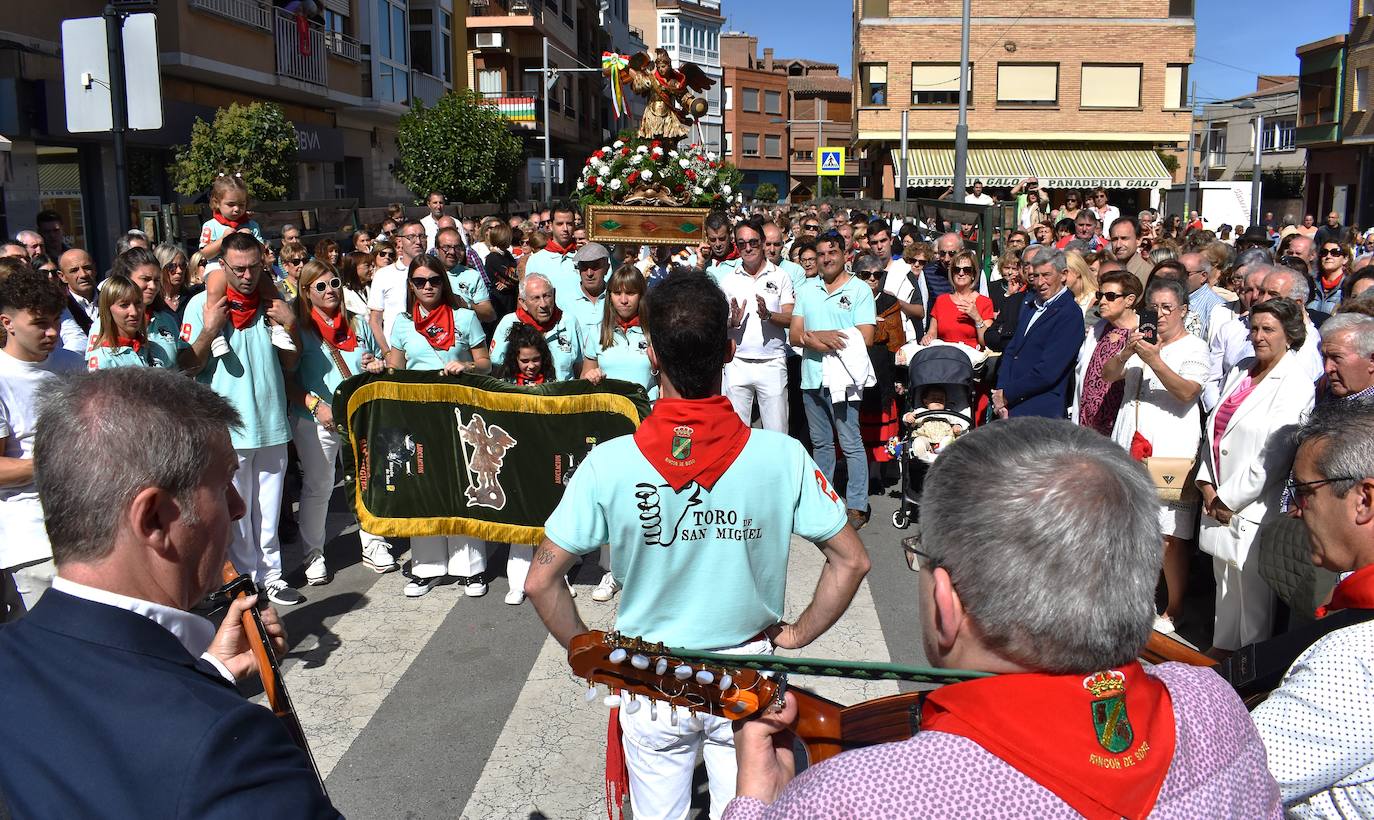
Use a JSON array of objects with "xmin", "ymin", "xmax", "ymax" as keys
[
  {"xmin": 603, "ymin": 693, "xmax": 622, "ymax": 708},
  {"xmin": 584, "ymin": 685, "xmax": 600, "ymax": 702},
  {"xmin": 669, "ymin": 706, "xmax": 679, "ymax": 727},
  {"xmin": 682, "ymin": 712, "xmax": 704, "ymax": 732},
  {"xmin": 718, "ymin": 674, "xmax": 733, "ymax": 690},
  {"xmin": 624, "ymin": 695, "xmax": 642, "ymax": 715},
  {"xmin": 608, "ymin": 648, "xmax": 628, "ymax": 665},
  {"xmin": 654, "ymin": 658, "xmax": 669, "ymax": 676},
  {"xmin": 649, "ymin": 700, "xmax": 658, "ymax": 720},
  {"xmin": 673, "ymin": 665, "xmax": 693, "ymax": 681},
  {"xmin": 694, "ymin": 669, "xmax": 715, "ymax": 685},
  {"xmin": 631, "ymin": 653, "xmax": 650, "ymax": 670}
]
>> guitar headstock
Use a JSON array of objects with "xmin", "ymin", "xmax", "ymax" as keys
[{"xmin": 568, "ymin": 630, "xmax": 782, "ymax": 720}]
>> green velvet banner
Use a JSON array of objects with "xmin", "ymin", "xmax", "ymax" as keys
[{"xmin": 334, "ymin": 371, "xmax": 649, "ymax": 544}]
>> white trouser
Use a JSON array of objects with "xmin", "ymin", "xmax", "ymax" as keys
[
  {"xmin": 412, "ymin": 535, "xmax": 487, "ymax": 579},
  {"xmin": 1211, "ymin": 553, "xmax": 1276, "ymax": 651},
  {"xmin": 504, "ymin": 543, "xmax": 533, "ymax": 593},
  {"xmin": 723, "ymin": 357, "xmax": 788, "ymax": 432},
  {"xmin": 2, "ymin": 559, "xmax": 56, "ymax": 622},
  {"xmin": 230, "ymin": 444, "xmax": 287, "ymax": 584},
  {"xmin": 620, "ymin": 637, "xmax": 771, "ymax": 820},
  {"xmin": 290, "ymin": 416, "xmax": 385, "ymax": 554}
]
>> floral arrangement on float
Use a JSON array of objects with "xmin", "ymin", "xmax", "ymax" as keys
[{"xmin": 575, "ymin": 138, "xmax": 743, "ymax": 209}]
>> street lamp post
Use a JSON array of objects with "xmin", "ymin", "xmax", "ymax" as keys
[
  {"xmin": 772, "ymin": 116, "xmax": 826, "ymax": 199},
  {"xmin": 525, "ymin": 37, "xmax": 601, "ymax": 204},
  {"xmin": 1234, "ymin": 98, "xmax": 1274, "ymax": 228}
]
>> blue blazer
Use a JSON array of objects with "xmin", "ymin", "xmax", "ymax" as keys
[
  {"xmin": 0, "ymin": 590, "xmax": 339, "ymax": 819},
  {"xmin": 995, "ymin": 290, "xmax": 1085, "ymax": 419}
]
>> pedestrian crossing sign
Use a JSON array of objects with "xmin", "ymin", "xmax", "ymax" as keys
[{"xmin": 817, "ymin": 148, "xmax": 845, "ymax": 176}]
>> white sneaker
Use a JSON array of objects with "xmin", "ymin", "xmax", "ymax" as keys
[
  {"xmin": 361, "ymin": 541, "xmax": 398, "ymax": 573},
  {"xmin": 269, "ymin": 324, "xmax": 297, "ymax": 352},
  {"xmin": 210, "ymin": 334, "xmax": 230, "ymax": 358},
  {"xmin": 404, "ymin": 576, "xmax": 443, "ymax": 598},
  {"xmin": 591, "ymin": 572, "xmax": 621, "ymax": 602},
  {"xmin": 304, "ymin": 549, "xmax": 329, "ymax": 585},
  {"xmin": 265, "ymin": 578, "xmax": 304, "ymax": 606},
  {"xmin": 504, "ymin": 589, "xmax": 525, "ymax": 605},
  {"xmin": 465, "ymin": 580, "xmax": 488, "ymax": 597}
]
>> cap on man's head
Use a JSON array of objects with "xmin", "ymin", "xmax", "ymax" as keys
[{"xmin": 573, "ymin": 242, "xmax": 610, "ymax": 265}]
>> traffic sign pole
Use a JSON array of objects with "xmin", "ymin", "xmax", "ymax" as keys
[{"xmin": 105, "ymin": 4, "xmax": 130, "ymax": 232}]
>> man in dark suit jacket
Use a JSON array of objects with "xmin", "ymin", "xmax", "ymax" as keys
[
  {"xmin": 993, "ymin": 245, "xmax": 1084, "ymax": 419},
  {"xmin": 0, "ymin": 368, "xmax": 339, "ymax": 819}
]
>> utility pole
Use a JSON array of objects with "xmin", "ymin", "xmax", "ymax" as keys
[
  {"xmin": 528, "ymin": 37, "xmax": 600, "ymax": 205},
  {"xmin": 951, "ymin": 0, "xmax": 970, "ymax": 201},
  {"xmin": 899, "ymin": 109, "xmax": 909, "ymax": 207},
  {"xmin": 1251, "ymin": 112, "xmax": 1265, "ymax": 227},
  {"xmin": 105, "ymin": 4, "xmax": 130, "ymax": 232},
  {"xmin": 1182, "ymin": 80, "xmax": 1196, "ymax": 222}
]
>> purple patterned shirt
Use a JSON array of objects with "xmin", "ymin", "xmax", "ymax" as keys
[{"xmin": 724, "ymin": 663, "xmax": 1281, "ymax": 819}]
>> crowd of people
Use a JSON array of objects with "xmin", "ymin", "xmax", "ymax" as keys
[{"xmin": 0, "ymin": 180, "xmax": 1372, "ymax": 819}]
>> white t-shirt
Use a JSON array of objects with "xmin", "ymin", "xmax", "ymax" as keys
[
  {"xmin": 1111, "ymin": 333, "xmax": 1209, "ymax": 458},
  {"xmin": 720, "ymin": 260, "xmax": 795, "ymax": 359},
  {"xmin": 964, "ymin": 192, "xmax": 994, "ymax": 206},
  {"xmin": 882, "ymin": 257, "xmax": 922, "ymax": 341},
  {"xmin": 366, "ymin": 260, "xmax": 411, "ymax": 340}
]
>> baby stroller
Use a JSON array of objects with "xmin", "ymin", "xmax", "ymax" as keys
[{"xmin": 888, "ymin": 346, "xmax": 975, "ymax": 529}]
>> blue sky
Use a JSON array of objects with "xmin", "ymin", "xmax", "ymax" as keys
[{"xmin": 726, "ymin": 1, "xmax": 1349, "ymax": 103}]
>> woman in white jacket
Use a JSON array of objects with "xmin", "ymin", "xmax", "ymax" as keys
[{"xmin": 1196, "ymin": 297, "xmax": 1316, "ymax": 657}]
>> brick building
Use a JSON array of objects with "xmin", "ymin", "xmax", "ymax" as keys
[
  {"xmin": 784, "ymin": 59, "xmax": 853, "ymax": 201},
  {"xmin": 1296, "ymin": 1, "xmax": 1371, "ymax": 228},
  {"xmin": 853, "ymin": 0, "xmax": 1194, "ymax": 214},
  {"xmin": 720, "ymin": 33, "xmax": 789, "ymax": 200}
]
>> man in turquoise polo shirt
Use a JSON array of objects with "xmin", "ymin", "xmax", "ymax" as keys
[
  {"xmin": 790, "ymin": 233, "xmax": 876, "ymax": 529},
  {"xmin": 178, "ymin": 232, "xmax": 304, "ymax": 607},
  {"xmin": 525, "ymin": 203, "xmax": 580, "ymax": 312},
  {"xmin": 526, "ymin": 270, "xmax": 869, "ymax": 820},
  {"xmin": 489, "ymin": 272, "xmax": 582, "ymax": 381},
  {"xmin": 435, "ymin": 226, "xmax": 496, "ymax": 324},
  {"xmin": 703, "ymin": 210, "xmax": 739, "ymax": 285},
  {"xmin": 565, "ymin": 242, "xmax": 610, "ymax": 332}
]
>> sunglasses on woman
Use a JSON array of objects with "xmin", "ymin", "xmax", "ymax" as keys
[
  {"xmin": 377, "ymin": 251, "xmax": 396, "ymax": 259},
  {"xmin": 1320, "ymin": 247, "xmax": 1346, "ymax": 258},
  {"xmin": 951, "ymin": 265, "xmax": 975, "ymax": 274},
  {"xmin": 410, "ymin": 275, "xmax": 444, "ymax": 289},
  {"xmin": 312, "ymin": 277, "xmax": 343, "ymax": 293},
  {"xmin": 1095, "ymin": 291, "xmax": 1129, "ymax": 302},
  {"xmin": 854, "ymin": 271, "xmax": 881, "ymax": 281}
]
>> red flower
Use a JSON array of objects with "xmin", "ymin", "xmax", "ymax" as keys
[
  {"xmin": 674, "ymin": 183, "xmax": 685, "ymax": 192},
  {"xmin": 588, "ymin": 176, "xmax": 599, "ymax": 186},
  {"xmin": 651, "ymin": 140, "xmax": 661, "ymax": 149},
  {"xmin": 594, "ymin": 150, "xmax": 605, "ymax": 159},
  {"xmin": 627, "ymin": 171, "xmax": 640, "ymax": 184},
  {"xmin": 621, "ymin": 147, "xmax": 631, "ymax": 157},
  {"xmin": 685, "ymin": 169, "xmax": 697, "ymax": 181}
]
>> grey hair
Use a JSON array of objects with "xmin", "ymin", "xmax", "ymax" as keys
[
  {"xmin": 1293, "ymin": 399, "xmax": 1374, "ymax": 498},
  {"xmin": 1144, "ymin": 277, "xmax": 1189, "ymax": 313},
  {"xmin": 1027, "ymin": 245, "xmax": 1068, "ymax": 273},
  {"xmin": 920, "ymin": 418, "xmax": 1161, "ymax": 673},
  {"xmin": 1183, "ymin": 253, "xmax": 1212, "ymax": 276},
  {"xmin": 1321, "ymin": 312, "xmax": 1374, "ymax": 358},
  {"xmin": 15, "ymin": 229, "xmax": 40, "ymax": 245},
  {"xmin": 851, "ymin": 254, "xmax": 884, "ymax": 276},
  {"xmin": 519, "ymin": 271, "xmax": 553, "ymax": 300},
  {"xmin": 153, "ymin": 242, "xmax": 185, "ymax": 270},
  {"xmin": 281, "ymin": 223, "xmax": 299, "ymax": 233},
  {"xmin": 937, "ymin": 232, "xmax": 962, "ymax": 250},
  {"xmin": 33, "ymin": 369, "xmax": 242, "ymax": 565},
  {"xmin": 1236, "ymin": 247, "xmax": 1273, "ymax": 268},
  {"xmin": 1269, "ymin": 267, "xmax": 1311, "ymax": 303}
]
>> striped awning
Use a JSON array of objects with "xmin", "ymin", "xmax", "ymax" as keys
[
  {"xmin": 1023, "ymin": 148, "xmax": 1171, "ymax": 190},
  {"xmin": 890, "ymin": 147, "xmax": 1032, "ymax": 188}
]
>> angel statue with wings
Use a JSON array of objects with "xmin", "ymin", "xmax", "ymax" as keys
[{"xmin": 604, "ymin": 48, "xmax": 714, "ymax": 144}]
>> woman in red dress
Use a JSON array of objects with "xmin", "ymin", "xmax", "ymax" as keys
[{"xmin": 920, "ymin": 250, "xmax": 994, "ymax": 349}]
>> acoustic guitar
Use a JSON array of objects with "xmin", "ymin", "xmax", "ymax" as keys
[{"xmin": 216, "ymin": 564, "xmax": 328, "ymax": 795}]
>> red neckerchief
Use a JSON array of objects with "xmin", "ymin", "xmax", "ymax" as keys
[
  {"xmin": 545, "ymin": 238, "xmax": 575, "ymax": 256},
  {"xmin": 1317, "ymin": 563, "xmax": 1374, "ymax": 617},
  {"xmin": 921, "ymin": 661, "xmax": 1175, "ymax": 820},
  {"xmin": 616, "ymin": 315, "xmax": 640, "ymax": 332},
  {"xmin": 515, "ymin": 372, "xmax": 546, "ymax": 385},
  {"xmin": 654, "ymin": 68, "xmax": 684, "ymax": 88},
  {"xmin": 311, "ymin": 307, "xmax": 357, "ymax": 352},
  {"xmin": 212, "ymin": 211, "xmax": 247, "ymax": 230},
  {"xmin": 711, "ymin": 248, "xmax": 740, "ymax": 264},
  {"xmin": 632, "ymin": 396, "xmax": 751, "ymax": 492},
  {"xmin": 1321, "ymin": 272, "xmax": 1345, "ymax": 292},
  {"xmin": 412, "ymin": 303, "xmax": 455, "ymax": 350},
  {"xmin": 101, "ymin": 335, "xmax": 142, "ymax": 353},
  {"xmin": 606, "ymin": 709, "xmax": 629, "ymax": 820},
  {"xmin": 516, "ymin": 305, "xmax": 563, "ymax": 334},
  {"xmin": 225, "ymin": 285, "xmax": 260, "ymax": 330}
]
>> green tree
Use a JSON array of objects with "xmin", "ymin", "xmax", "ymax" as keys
[
  {"xmin": 393, "ymin": 90, "xmax": 525, "ymax": 204},
  {"xmin": 172, "ymin": 102, "xmax": 298, "ymax": 200},
  {"xmin": 752, "ymin": 182, "xmax": 779, "ymax": 203}
]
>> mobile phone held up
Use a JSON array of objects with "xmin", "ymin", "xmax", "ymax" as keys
[{"xmin": 1137, "ymin": 308, "xmax": 1159, "ymax": 344}]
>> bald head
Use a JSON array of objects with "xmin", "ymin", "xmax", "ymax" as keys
[
  {"xmin": 1262, "ymin": 267, "xmax": 1308, "ymax": 305},
  {"xmin": 1288, "ymin": 235, "xmax": 1315, "ymax": 265},
  {"xmin": 59, "ymin": 248, "xmax": 96, "ymax": 299}
]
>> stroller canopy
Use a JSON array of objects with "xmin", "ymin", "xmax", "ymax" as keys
[{"xmin": 908, "ymin": 346, "xmax": 975, "ymax": 390}]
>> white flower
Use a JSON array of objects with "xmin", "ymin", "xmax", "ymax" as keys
[
  {"xmin": 641, "ymin": 169, "xmax": 653, "ymax": 181},
  {"xmin": 722, "ymin": 184, "xmax": 732, "ymax": 195},
  {"xmin": 613, "ymin": 140, "xmax": 624, "ymax": 148},
  {"xmin": 693, "ymin": 185, "xmax": 704, "ymax": 196},
  {"xmin": 707, "ymin": 151, "xmax": 718, "ymax": 162},
  {"xmin": 609, "ymin": 178, "xmax": 622, "ymax": 190},
  {"xmin": 637, "ymin": 144, "xmax": 649, "ymax": 153},
  {"xmin": 669, "ymin": 150, "xmax": 679, "ymax": 158},
  {"xmin": 597, "ymin": 163, "xmax": 610, "ymax": 176},
  {"xmin": 679, "ymin": 158, "xmax": 690, "ymax": 168},
  {"xmin": 651, "ymin": 146, "xmax": 664, "ymax": 156},
  {"xmin": 577, "ymin": 180, "xmax": 585, "ymax": 190},
  {"xmin": 602, "ymin": 146, "xmax": 612, "ymax": 153}
]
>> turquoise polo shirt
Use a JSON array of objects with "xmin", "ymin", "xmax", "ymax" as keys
[
  {"xmin": 86, "ymin": 310, "xmax": 179, "ymax": 369},
  {"xmin": 291, "ymin": 318, "xmax": 384, "ymax": 421},
  {"xmin": 388, "ymin": 308, "xmax": 485, "ymax": 371},
  {"xmin": 525, "ymin": 247, "xmax": 580, "ymax": 312},
  {"xmin": 565, "ymin": 287, "xmax": 607, "ymax": 335},
  {"xmin": 583, "ymin": 320, "xmax": 656, "ymax": 400},
  {"xmin": 793, "ymin": 275, "xmax": 877, "ymax": 391},
  {"xmin": 447, "ymin": 265, "xmax": 491, "ymax": 308},
  {"xmin": 778, "ymin": 259, "xmax": 808, "ymax": 293},
  {"xmin": 179, "ymin": 291, "xmax": 291, "ymax": 451},
  {"xmin": 87, "ymin": 341, "xmax": 172, "ymax": 371},
  {"xmin": 543, "ymin": 429, "xmax": 847, "ymax": 649},
  {"xmin": 706, "ymin": 257, "xmax": 739, "ymax": 285},
  {"xmin": 489, "ymin": 311, "xmax": 582, "ymax": 381}
]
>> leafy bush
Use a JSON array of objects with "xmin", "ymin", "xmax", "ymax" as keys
[
  {"xmin": 172, "ymin": 102, "xmax": 297, "ymax": 200},
  {"xmin": 752, "ymin": 182, "xmax": 779, "ymax": 203},
  {"xmin": 393, "ymin": 90, "xmax": 525, "ymax": 203}
]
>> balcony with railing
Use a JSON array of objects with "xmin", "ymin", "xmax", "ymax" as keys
[
  {"xmin": 469, "ymin": 0, "xmax": 544, "ymax": 20},
  {"xmin": 477, "ymin": 91, "xmax": 538, "ymax": 128},
  {"xmin": 324, "ymin": 29, "xmax": 361, "ymax": 62},
  {"xmin": 274, "ymin": 9, "xmax": 327, "ymax": 86},
  {"xmin": 188, "ymin": 0, "xmax": 272, "ymax": 31},
  {"xmin": 412, "ymin": 71, "xmax": 448, "ymax": 107}
]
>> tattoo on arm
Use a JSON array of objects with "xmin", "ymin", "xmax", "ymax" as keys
[{"xmin": 534, "ymin": 546, "xmax": 555, "ymax": 565}]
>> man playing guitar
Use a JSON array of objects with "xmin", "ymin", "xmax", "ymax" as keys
[{"xmin": 526, "ymin": 270, "xmax": 870, "ymax": 820}]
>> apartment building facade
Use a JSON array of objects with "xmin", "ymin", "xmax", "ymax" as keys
[
  {"xmin": 1296, "ymin": 0, "xmax": 1372, "ymax": 227},
  {"xmin": 785, "ymin": 59, "xmax": 853, "ymax": 200},
  {"xmin": 719, "ymin": 33, "xmax": 788, "ymax": 200},
  {"xmin": 0, "ymin": 0, "xmax": 465, "ymax": 258},
  {"xmin": 853, "ymin": 0, "xmax": 1194, "ymax": 212},
  {"xmin": 1192, "ymin": 77, "xmax": 1305, "ymax": 220}
]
